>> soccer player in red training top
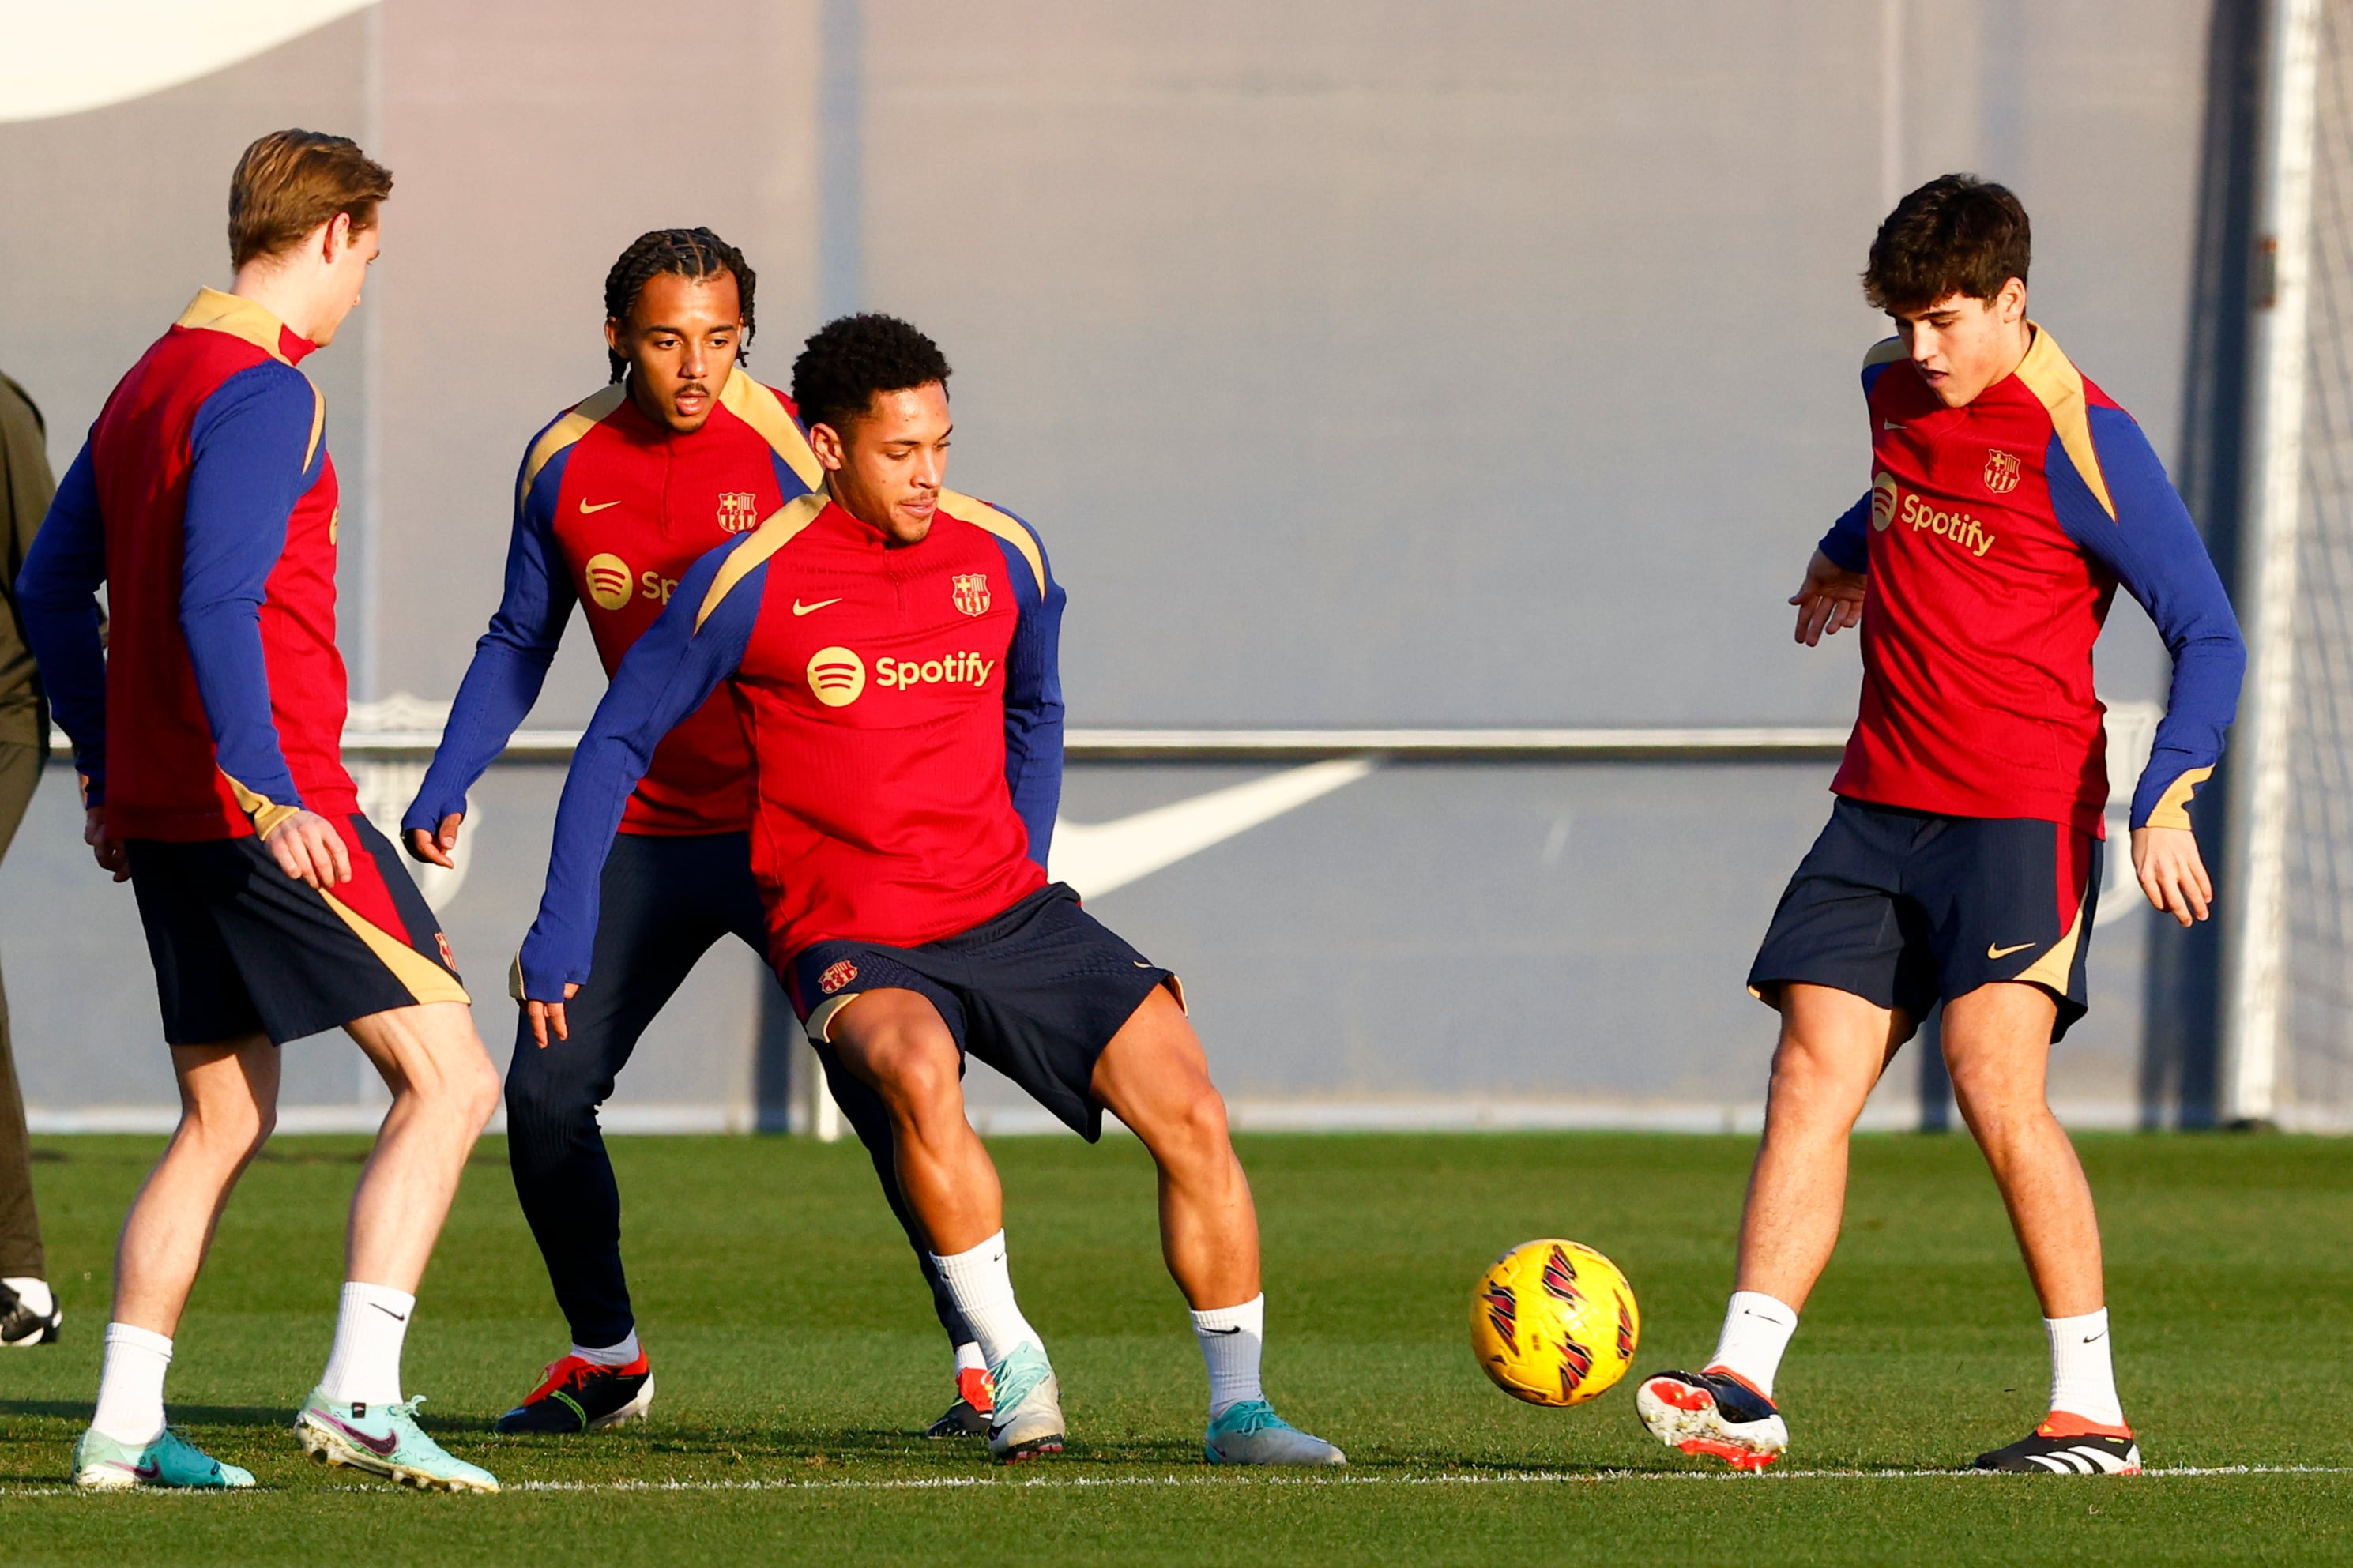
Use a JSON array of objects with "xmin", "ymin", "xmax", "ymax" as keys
[
  {"xmin": 14, "ymin": 131, "xmax": 502, "ymax": 1492},
  {"xmin": 402, "ymin": 230, "xmax": 993, "ymax": 1436},
  {"xmin": 1635, "ymin": 177, "xmax": 2244, "ymax": 1476},
  {"xmin": 515, "ymin": 314, "xmax": 1346, "ymax": 1467}
]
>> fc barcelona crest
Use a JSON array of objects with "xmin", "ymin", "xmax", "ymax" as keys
[
  {"xmin": 1982, "ymin": 449, "xmax": 2023, "ymax": 494},
  {"xmin": 717, "ymin": 491, "xmax": 759, "ymax": 533},
  {"xmin": 952, "ymin": 573, "xmax": 991, "ymax": 616}
]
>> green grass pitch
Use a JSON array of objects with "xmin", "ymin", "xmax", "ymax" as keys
[{"xmin": 1, "ymin": 1130, "xmax": 2347, "ymax": 1564}]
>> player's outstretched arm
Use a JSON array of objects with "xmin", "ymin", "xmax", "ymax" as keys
[
  {"xmin": 993, "ymin": 510, "xmax": 1067, "ymax": 867},
  {"xmin": 2059, "ymin": 408, "xmax": 2247, "ymax": 927},
  {"xmin": 14, "ymin": 442, "xmax": 123, "ymax": 879},
  {"xmin": 403, "ymin": 438, "xmax": 579, "ymax": 867},
  {"xmin": 514, "ymin": 535, "xmax": 762, "ymax": 1042},
  {"xmin": 1790, "ymin": 494, "xmax": 1869, "ymax": 645},
  {"xmin": 177, "ymin": 365, "xmax": 353, "ymax": 888}
]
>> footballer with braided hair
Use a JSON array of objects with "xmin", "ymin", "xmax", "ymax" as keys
[{"xmin": 405, "ymin": 233, "xmax": 998, "ymax": 1438}]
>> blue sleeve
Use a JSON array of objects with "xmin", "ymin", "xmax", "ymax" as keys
[
  {"xmin": 13, "ymin": 442, "xmax": 108, "ymax": 802},
  {"xmin": 993, "ymin": 516, "xmax": 1064, "ymax": 867},
  {"xmin": 403, "ymin": 442, "xmax": 578, "ymax": 834},
  {"xmin": 180, "ymin": 363, "xmax": 318, "ymax": 822},
  {"xmin": 2051, "ymin": 406, "xmax": 2246, "ymax": 829},
  {"xmin": 514, "ymin": 538, "xmax": 760, "ymax": 1001},
  {"xmin": 1818, "ymin": 492, "xmax": 1870, "ymax": 573}
]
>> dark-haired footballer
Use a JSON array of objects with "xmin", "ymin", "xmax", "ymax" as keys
[
  {"xmin": 403, "ymin": 231, "xmax": 992, "ymax": 1436},
  {"xmin": 516, "ymin": 314, "xmax": 1345, "ymax": 1468},
  {"xmin": 1635, "ymin": 176, "xmax": 2244, "ymax": 1476}
]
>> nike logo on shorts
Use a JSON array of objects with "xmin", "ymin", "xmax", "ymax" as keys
[{"xmin": 1986, "ymin": 941, "xmax": 2036, "ymax": 960}]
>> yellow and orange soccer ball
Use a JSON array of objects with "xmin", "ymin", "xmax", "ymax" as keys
[{"xmin": 1469, "ymin": 1239, "xmax": 1640, "ymax": 1407}]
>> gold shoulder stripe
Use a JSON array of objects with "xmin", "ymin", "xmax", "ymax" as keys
[
  {"xmin": 2143, "ymin": 765, "xmax": 2213, "ymax": 832},
  {"xmin": 175, "ymin": 287, "xmax": 292, "ymax": 363},
  {"xmin": 518, "ymin": 385, "xmax": 628, "ymax": 510},
  {"xmin": 696, "ymin": 489, "xmax": 829, "ymax": 631},
  {"xmin": 937, "ymin": 491, "xmax": 1045, "ymax": 596},
  {"xmin": 2012, "ymin": 324, "xmax": 2115, "ymax": 520},
  {"xmin": 718, "ymin": 369, "xmax": 825, "ymax": 491},
  {"xmin": 304, "ymin": 380, "xmax": 326, "ymax": 470},
  {"xmin": 1862, "ymin": 336, "xmax": 1908, "ymax": 370}
]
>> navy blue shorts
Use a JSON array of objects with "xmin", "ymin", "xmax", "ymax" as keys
[
  {"xmin": 128, "ymin": 814, "xmax": 469, "ymax": 1047},
  {"xmin": 789, "ymin": 882, "xmax": 1179, "ymax": 1141},
  {"xmin": 1748, "ymin": 798, "xmax": 2101, "ymax": 1042}
]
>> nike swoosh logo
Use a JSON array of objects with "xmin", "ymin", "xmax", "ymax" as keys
[
  {"xmin": 370, "ymin": 1302, "xmax": 408, "ymax": 1322},
  {"xmin": 578, "ymin": 498, "xmax": 623, "ymax": 514},
  {"xmin": 1883, "ymin": 420, "xmax": 1906, "ymax": 431},
  {"xmin": 2082, "ymin": 1330, "xmax": 2108, "ymax": 1344},
  {"xmin": 1987, "ymin": 941, "xmax": 2037, "ymax": 960},
  {"xmin": 792, "ymin": 597, "xmax": 843, "ymax": 616},
  {"xmin": 1048, "ymin": 759, "xmax": 1376, "ymax": 901},
  {"xmin": 320, "ymin": 1412, "xmax": 401, "ymax": 1457},
  {"xmin": 131, "ymin": 1461, "xmax": 161, "ymax": 1480},
  {"xmin": 1203, "ymin": 1325, "xmax": 1245, "ymax": 1336}
]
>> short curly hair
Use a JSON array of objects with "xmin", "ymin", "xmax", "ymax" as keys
[
  {"xmin": 791, "ymin": 314, "xmax": 951, "ymax": 436},
  {"xmin": 1863, "ymin": 174, "xmax": 2031, "ymax": 316}
]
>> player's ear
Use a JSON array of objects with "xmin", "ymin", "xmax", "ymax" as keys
[{"xmin": 809, "ymin": 421, "xmax": 846, "ymax": 472}]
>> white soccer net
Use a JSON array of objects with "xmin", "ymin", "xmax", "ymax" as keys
[{"xmin": 2228, "ymin": 0, "xmax": 2353, "ymax": 1130}]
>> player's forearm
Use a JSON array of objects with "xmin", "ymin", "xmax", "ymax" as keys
[
  {"xmin": 2131, "ymin": 628, "xmax": 2246, "ymax": 830},
  {"xmin": 179, "ymin": 599, "xmax": 303, "ymax": 825},
  {"xmin": 515, "ymin": 736, "xmax": 642, "ymax": 1000},
  {"xmin": 14, "ymin": 588, "xmax": 105, "ymax": 795},
  {"xmin": 1817, "ymin": 493, "xmax": 1871, "ymax": 573},
  {"xmin": 404, "ymin": 637, "xmax": 555, "ymax": 833},
  {"xmin": 17, "ymin": 447, "xmax": 112, "ymax": 796}
]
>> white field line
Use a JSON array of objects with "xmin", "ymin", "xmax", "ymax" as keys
[
  {"xmin": 493, "ymin": 1462, "xmax": 2353, "ymax": 1491},
  {"xmin": 7, "ymin": 1463, "xmax": 2347, "ymax": 1500}
]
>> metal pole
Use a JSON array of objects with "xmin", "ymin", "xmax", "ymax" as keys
[{"xmin": 2221, "ymin": 0, "xmax": 2326, "ymax": 1125}]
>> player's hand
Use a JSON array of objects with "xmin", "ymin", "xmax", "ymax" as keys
[
  {"xmin": 84, "ymin": 807, "xmax": 130, "ymax": 883},
  {"xmin": 525, "ymin": 983, "xmax": 582, "ymax": 1048},
  {"xmin": 2131, "ymin": 825, "xmax": 2212, "ymax": 927},
  {"xmin": 262, "ymin": 809, "xmax": 353, "ymax": 889},
  {"xmin": 405, "ymin": 813, "xmax": 463, "ymax": 868},
  {"xmin": 1789, "ymin": 549, "xmax": 1867, "ymax": 645}
]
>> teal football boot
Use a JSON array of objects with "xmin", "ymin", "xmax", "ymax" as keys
[
  {"xmin": 984, "ymin": 1341, "xmax": 1065, "ymax": 1464},
  {"xmin": 73, "ymin": 1427, "xmax": 255, "ymax": 1490},
  {"xmin": 293, "ymin": 1387, "xmax": 499, "ymax": 1492},
  {"xmin": 1203, "ymin": 1399, "xmax": 1346, "ymax": 1466}
]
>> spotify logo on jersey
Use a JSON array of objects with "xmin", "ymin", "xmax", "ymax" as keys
[
  {"xmin": 1871, "ymin": 471, "xmax": 1899, "ymax": 532},
  {"xmin": 584, "ymin": 553, "xmax": 634, "ymax": 611},
  {"xmin": 807, "ymin": 646, "xmax": 868, "ymax": 707}
]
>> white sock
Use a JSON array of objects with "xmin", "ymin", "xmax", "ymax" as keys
[
  {"xmin": 3, "ymin": 1277, "xmax": 53, "ymax": 1318},
  {"xmin": 320, "ymin": 1281, "xmax": 415, "ymax": 1408},
  {"xmin": 1707, "ymin": 1290, "xmax": 1799, "ymax": 1400},
  {"xmin": 570, "ymin": 1330, "xmax": 641, "ymax": 1367},
  {"xmin": 928, "ymin": 1231, "xmax": 1043, "ymax": 1366},
  {"xmin": 954, "ymin": 1341, "xmax": 986, "ymax": 1375},
  {"xmin": 2046, "ymin": 1308, "xmax": 2125, "ymax": 1428},
  {"xmin": 92, "ymin": 1323, "xmax": 171, "ymax": 1446},
  {"xmin": 1191, "ymin": 1294, "xmax": 1266, "ymax": 1417}
]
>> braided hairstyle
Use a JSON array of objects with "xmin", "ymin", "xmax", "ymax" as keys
[{"xmin": 602, "ymin": 227, "xmax": 756, "ymax": 383}]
